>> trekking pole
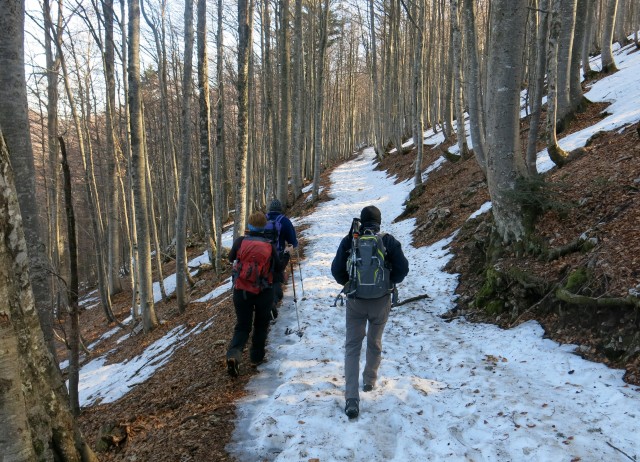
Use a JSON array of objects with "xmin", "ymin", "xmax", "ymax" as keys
[
  {"xmin": 295, "ymin": 248, "xmax": 306, "ymax": 300},
  {"xmin": 289, "ymin": 259, "xmax": 303, "ymax": 338}
]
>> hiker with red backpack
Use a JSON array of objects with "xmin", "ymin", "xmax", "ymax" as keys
[
  {"xmin": 331, "ymin": 205, "xmax": 409, "ymax": 419},
  {"xmin": 226, "ymin": 211, "xmax": 292, "ymax": 377},
  {"xmin": 265, "ymin": 199, "xmax": 298, "ymax": 317}
]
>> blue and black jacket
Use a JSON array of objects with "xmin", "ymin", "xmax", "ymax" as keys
[{"xmin": 330, "ymin": 224, "xmax": 409, "ymax": 288}]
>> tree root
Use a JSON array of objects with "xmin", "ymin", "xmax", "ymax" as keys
[
  {"xmin": 545, "ymin": 234, "xmax": 596, "ymax": 261},
  {"xmin": 555, "ymin": 287, "xmax": 640, "ymax": 308}
]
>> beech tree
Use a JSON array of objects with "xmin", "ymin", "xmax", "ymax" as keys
[
  {"xmin": 0, "ymin": 0, "xmax": 55, "ymax": 357},
  {"xmin": 0, "ymin": 127, "xmax": 98, "ymax": 462},
  {"xmin": 176, "ymin": 0, "xmax": 194, "ymax": 312},
  {"xmin": 129, "ymin": 0, "xmax": 158, "ymax": 332},
  {"xmin": 234, "ymin": 0, "xmax": 253, "ymax": 238},
  {"xmin": 484, "ymin": 0, "xmax": 530, "ymax": 242},
  {"xmin": 601, "ymin": 0, "xmax": 619, "ymax": 72}
]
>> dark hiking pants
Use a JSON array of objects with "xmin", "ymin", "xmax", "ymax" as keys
[
  {"xmin": 344, "ymin": 294, "xmax": 391, "ymax": 401},
  {"xmin": 227, "ymin": 288, "xmax": 275, "ymax": 363}
]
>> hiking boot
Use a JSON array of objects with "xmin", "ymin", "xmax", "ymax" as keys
[
  {"xmin": 345, "ymin": 399, "xmax": 359, "ymax": 419},
  {"xmin": 226, "ymin": 358, "xmax": 239, "ymax": 377},
  {"xmin": 363, "ymin": 383, "xmax": 374, "ymax": 392}
]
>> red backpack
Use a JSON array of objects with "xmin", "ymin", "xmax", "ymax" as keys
[{"xmin": 233, "ymin": 236, "xmax": 274, "ymax": 294}]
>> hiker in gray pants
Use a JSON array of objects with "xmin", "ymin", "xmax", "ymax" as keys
[{"xmin": 331, "ymin": 205, "xmax": 409, "ymax": 419}]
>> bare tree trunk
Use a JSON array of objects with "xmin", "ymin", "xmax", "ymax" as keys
[
  {"xmin": 197, "ymin": 0, "xmax": 216, "ymax": 266},
  {"xmin": 214, "ymin": 0, "xmax": 225, "ymax": 270},
  {"xmin": 485, "ymin": 0, "xmax": 529, "ymax": 243},
  {"xmin": 129, "ymin": 0, "xmax": 158, "ymax": 332},
  {"xmin": 43, "ymin": 0, "xmax": 66, "ymax": 330},
  {"xmin": 546, "ymin": 0, "xmax": 570, "ymax": 166},
  {"xmin": 526, "ymin": 0, "xmax": 550, "ymax": 175},
  {"xmin": 601, "ymin": 0, "xmax": 619, "ymax": 72},
  {"xmin": 555, "ymin": 0, "xmax": 578, "ymax": 128},
  {"xmin": 0, "ymin": 0, "xmax": 55, "ymax": 359},
  {"xmin": 312, "ymin": 0, "xmax": 330, "ymax": 201},
  {"xmin": 103, "ymin": 0, "xmax": 123, "ymax": 296},
  {"xmin": 569, "ymin": 0, "xmax": 590, "ymax": 112},
  {"xmin": 451, "ymin": 0, "xmax": 469, "ymax": 158},
  {"xmin": 581, "ymin": 0, "xmax": 596, "ymax": 76},
  {"xmin": 234, "ymin": 0, "xmax": 253, "ymax": 238},
  {"xmin": 59, "ymin": 136, "xmax": 80, "ymax": 416},
  {"xmin": 176, "ymin": 0, "xmax": 195, "ymax": 313},
  {"xmin": 291, "ymin": 0, "xmax": 304, "ymax": 199},
  {"xmin": 370, "ymin": 0, "xmax": 384, "ymax": 160},
  {"xmin": 278, "ymin": 0, "xmax": 292, "ymax": 205},
  {"xmin": 461, "ymin": 0, "xmax": 487, "ymax": 174}
]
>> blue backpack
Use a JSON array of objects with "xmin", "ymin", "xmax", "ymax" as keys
[{"xmin": 264, "ymin": 214, "xmax": 285, "ymax": 252}]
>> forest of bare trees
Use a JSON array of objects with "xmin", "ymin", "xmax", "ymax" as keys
[{"xmin": 1, "ymin": 0, "xmax": 639, "ymax": 457}]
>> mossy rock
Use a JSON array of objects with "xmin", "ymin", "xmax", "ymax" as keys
[
  {"xmin": 565, "ymin": 267, "xmax": 589, "ymax": 293},
  {"xmin": 476, "ymin": 266, "xmax": 505, "ymax": 308},
  {"xmin": 484, "ymin": 299, "xmax": 505, "ymax": 316}
]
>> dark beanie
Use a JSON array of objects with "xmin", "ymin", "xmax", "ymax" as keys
[
  {"xmin": 360, "ymin": 205, "xmax": 381, "ymax": 225},
  {"xmin": 269, "ymin": 198, "xmax": 283, "ymax": 213}
]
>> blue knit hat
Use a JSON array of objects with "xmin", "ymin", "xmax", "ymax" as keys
[{"xmin": 269, "ymin": 198, "xmax": 283, "ymax": 213}]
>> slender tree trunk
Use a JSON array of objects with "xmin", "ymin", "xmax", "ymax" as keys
[
  {"xmin": 214, "ymin": 0, "xmax": 225, "ymax": 270},
  {"xmin": 556, "ymin": 0, "xmax": 578, "ymax": 127},
  {"xmin": 526, "ymin": 0, "xmax": 550, "ymax": 175},
  {"xmin": 129, "ymin": 0, "xmax": 158, "ymax": 332},
  {"xmin": 234, "ymin": 0, "xmax": 253, "ymax": 238},
  {"xmin": 601, "ymin": 0, "xmax": 619, "ymax": 72},
  {"xmin": 197, "ymin": 0, "xmax": 216, "ymax": 266},
  {"xmin": 59, "ymin": 136, "xmax": 80, "ymax": 416},
  {"xmin": 370, "ymin": 0, "xmax": 384, "ymax": 160},
  {"xmin": 451, "ymin": 0, "xmax": 469, "ymax": 158},
  {"xmin": 176, "ymin": 0, "xmax": 195, "ymax": 312},
  {"xmin": 312, "ymin": 0, "xmax": 330, "ymax": 201},
  {"xmin": 569, "ymin": 0, "xmax": 590, "ymax": 112},
  {"xmin": 461, "ymin": 0, "xmax": 487, "ymax": 174},
  {"xmin": 278, "ymin": 0, "xmax": 292, "ymax": 205},
  {"xmin": 291, "ymin": 0, "xmax": 304, "ymax": 199},
  {"xmin": 581, "ymin": 0, "xmax": 596, "ymax": 76},
  {"xmin": 546, "ymin": 0, "xmax": 570, "ymax": 166},
  {"xmin": 43, "ymin": 0, "xmax": 66, "ymax": 330},
  {"xmin": 103, "ymin": 0, "xmax": 123, "ymax": 296}
]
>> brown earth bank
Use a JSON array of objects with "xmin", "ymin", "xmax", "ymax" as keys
[{"xmin": 68, "ymin": 105, "xmax": 638, "ymax": 461}]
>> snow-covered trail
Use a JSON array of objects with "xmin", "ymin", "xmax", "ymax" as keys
[{"xmin": 228, "ymin": 148, "xmax": 639, "ymax": 462}]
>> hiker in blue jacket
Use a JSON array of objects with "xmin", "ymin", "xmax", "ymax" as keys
[
  {"xmin": 331, "ymin": 205, "xmax": 409, "ymax": 419},
  {"xmin": 266, "ymin": 199, "xmax": 298, "ymax": 315}
]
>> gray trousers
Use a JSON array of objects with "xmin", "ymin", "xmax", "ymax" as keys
[{"xmin": 344, "ymin": 295, "xmax": 391, "ymax": 400}]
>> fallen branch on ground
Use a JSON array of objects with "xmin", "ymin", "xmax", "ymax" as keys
[{"xmin": 393, "ymin": 293, "xmax": 431, "ymax": 307}]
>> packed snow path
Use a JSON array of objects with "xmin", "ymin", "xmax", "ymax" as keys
[{"xmin": 227, "ymin": 148, "xmax": 639, "ymax": 462}]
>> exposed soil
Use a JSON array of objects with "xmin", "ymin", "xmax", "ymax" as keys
[{"xmin": 68, "ymin": 102, "xmax": 639, "ymax": 460}]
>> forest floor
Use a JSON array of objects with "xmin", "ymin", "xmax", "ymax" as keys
[{"xmin": 66, "ymin": 99, "xmax": 639, "ymax": 461}]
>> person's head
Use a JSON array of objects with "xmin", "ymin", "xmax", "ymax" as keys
[
  {"xmin": 269, "ymin": 198, "xmax": 283, "ymax": 213},
  {"xmin": 247, "ymin": 211, "xmax": 267, "ymax": 232},
  {"xmin": 360, "ymin": 205, "xmax": 381, "ymax": 227}
]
